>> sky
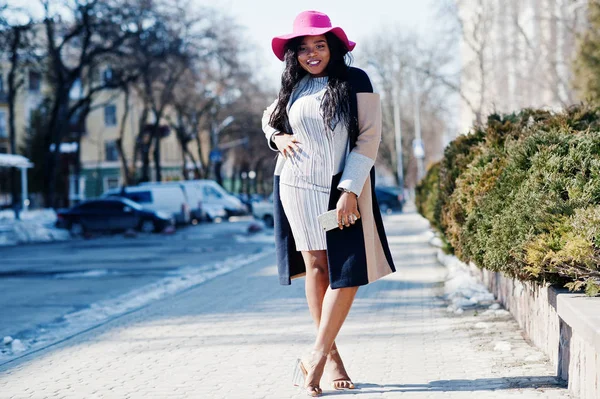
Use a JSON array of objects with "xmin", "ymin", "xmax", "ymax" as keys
[{"xmin": 194, "ymin": 0, "xmax": 441, "ymax": 88}]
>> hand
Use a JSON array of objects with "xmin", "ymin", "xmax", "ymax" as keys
[
  {"xmin": 336, "ymin": 191, "xmax": 360, "ymax": 230},
  {"xmin": 273, "ymin": 134, "xmax": 301, "ymax": 158}
]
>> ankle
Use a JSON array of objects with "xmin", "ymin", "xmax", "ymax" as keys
[{"xmin": 309, "ymin": 349, "xmax": 327, "ymax": 360}]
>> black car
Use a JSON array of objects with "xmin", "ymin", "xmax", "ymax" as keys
[
  {"xmin": 375, "ymin": 186, "xmax": 405, "ymax": 214},
  {"xmin": 56, "ymin": 197, "xmax": 174, "ymax": 236}
]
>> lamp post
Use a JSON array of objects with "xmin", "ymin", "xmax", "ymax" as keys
[
  {"xmin": 210, "ymin": 115, "xmax": 234, "ymax": 186},
  {"xmin": 412, "ymin": 73, "xmax": 425, "ymax": 182},
  {"xmin": 392, "ymin": 80, "xmax": 404, "ymax": 189},
  {"xmin": 368, "ymin": 60, "xmax": 404, "ymax": 188}
]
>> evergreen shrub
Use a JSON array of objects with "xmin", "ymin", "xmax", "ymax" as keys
[{"xmin": 416, "ymin": 105, "xmax": 600, "ymax": 295}]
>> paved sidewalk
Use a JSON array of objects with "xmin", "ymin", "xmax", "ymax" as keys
[{"xmin": 0, "ymin": 207, "xmax": 573, "ymax": 398}]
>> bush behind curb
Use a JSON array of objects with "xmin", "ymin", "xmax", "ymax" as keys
[{"xmin": 416, "ymin": 105, "xmax": 600, "ymax": 295}]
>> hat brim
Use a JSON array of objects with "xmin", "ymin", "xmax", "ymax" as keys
[{"xmin": 271, "ymin": 26, "xmax": 356, "ymax": 61}]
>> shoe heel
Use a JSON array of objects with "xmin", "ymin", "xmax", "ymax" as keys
[{"xmin": 292, "ymin": 358, "xmax": 304, "ymax": 387}]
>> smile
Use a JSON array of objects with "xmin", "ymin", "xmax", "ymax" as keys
[{"xmin": 307, "ymin": 60, "xmax": 321, "ymax": 66}]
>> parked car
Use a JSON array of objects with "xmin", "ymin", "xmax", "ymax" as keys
[
  {"xmin": 103, "ymin": 184, "xmax": 191, "ymax": 225},
  {"xmin": 375, "ymin": 186, "xmax": 405, "ymax": 214},
  {"xmin": 56, "ymin": 197, "xmax": 174, "ymax": 236},
  {"xmin": 252, "ymin": 193, "xmax": 274, "ymax": 227}
]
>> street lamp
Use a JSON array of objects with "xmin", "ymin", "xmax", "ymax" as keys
[
  {"xmin": 392, "ymin": 80, "xmax": 404, "ymax": 189},
  {"xmin": 412, "ymin": 73, "xmax": 425, "ymax": 182},
  {"xmin": 368, "ymin": 60, "xmax": 404, "ymax": 188},
  {"xmin": 210, "ymin": 115, "xmax": 235, "ymax": 186},
  {"xmin": 211, "ymin": 115, "xmax": 234, "ymax": 148}
]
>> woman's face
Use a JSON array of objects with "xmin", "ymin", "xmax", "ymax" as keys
[{"xmin": 297, "ymin": 35, "xmax": 330, "ymax": 77}]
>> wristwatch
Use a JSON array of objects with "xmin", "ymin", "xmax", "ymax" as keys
[{"xmin": 340, "ymin": 188, "xmax": 357, "ymax": 197}]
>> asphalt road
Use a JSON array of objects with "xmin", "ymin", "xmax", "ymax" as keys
[{"xmin": 0, "ymin": 218, "xmax": 273, "ymax": 343}]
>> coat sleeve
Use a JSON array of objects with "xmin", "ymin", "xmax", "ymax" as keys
[
  {"xmin": 262, "ymin": 99, "xmax": 281, "ymax": 152},
  {"xmin": 337, "ymin": 71, "xmax": 381, "ymax": 197}
]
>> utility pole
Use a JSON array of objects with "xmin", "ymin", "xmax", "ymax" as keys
[
  {"xmin": 392, "ymin": 80, "xmax": 404, "ymax": 189},
  {"xmin": 412, "ymin": 74, "xmax": 425, "ymax": 182},
  {"xmin": 209, "ymin": 115, "xmax": 234, "ymax": 186}
]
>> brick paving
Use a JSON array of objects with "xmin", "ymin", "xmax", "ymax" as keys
[{"xmin": 0, "ymin": 205, "xmax": 573, "ymax": 398}]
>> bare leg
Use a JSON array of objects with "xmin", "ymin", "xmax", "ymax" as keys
[
  {"xmin": 301, "ymin": 250, "xmax": 329, "ymax": 326},
  {"xmin": 301, "ymin": 250, "xmax": 349, "ymax": 357},
  {"xmin": 313, "ymin": 285, "xmax": 359, "ymax": 356},
  {"xmin": 301, "ymin": 250, "xmax": 357, "ymax": 392}
]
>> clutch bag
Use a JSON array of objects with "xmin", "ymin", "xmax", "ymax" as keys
[{"xmin": 317, "ymin": 209, "xmax": 339, "ymax": 232}]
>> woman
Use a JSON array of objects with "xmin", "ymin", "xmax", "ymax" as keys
[{"xmin": 262, "ymin": 10, "xmax": 396, "ymax": 397}]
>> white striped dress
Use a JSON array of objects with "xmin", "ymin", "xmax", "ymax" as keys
[{"xmin": 279, "ymin": 76, "xmax": 339, "ymax": 251}]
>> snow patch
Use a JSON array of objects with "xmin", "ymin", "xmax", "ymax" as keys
[
  {"xmin": 53, "ymin": 270, "xmax": 111, "ymax": 279},
  {"xmin": 436, "ymin": 246, "xmax": 503, "ymax": 315},
  {"xmin": 0, "ymin": 209, "xmax": 70, "ymax": 246},
  {"xmin": 426, "ymin": 231, "xmax": 445, "ymax": 248},
  {"xmin": 525, "ymin": 353, "xmax": 545, "ymax": 362},
  {"xmin": 10, "ymin": 339, "xmax": 26, "ymax": 353},
  {"xmin": 440, "ymin": 253, "xmax": 494, "ymax": 313},
  {"xmin": 494, "ymin": 341, "xmax": 512, "ymax": 351}
]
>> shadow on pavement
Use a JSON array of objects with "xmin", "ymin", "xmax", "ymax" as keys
[{"xmin": 328, "ymin": 376, "xmax": 567, "ymax": 394}]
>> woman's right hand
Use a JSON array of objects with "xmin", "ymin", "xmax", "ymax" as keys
[{"xmin": 273, "ymin": 134, "xmax": 301, "ymax": 158}]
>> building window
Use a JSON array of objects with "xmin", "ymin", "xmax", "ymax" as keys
[
  {"xmin": 0, "ymin": 74, "xmax": 4, "ymax": 93},
  {"xmin": 0, "ymin": 111, "xmax": 7, "ymax": 138},
  {"xmin": 103, "ymin": 176, "xmax": 120, "ymax": 193},
  {"xmin": 28, "ymin": 71, "xmax": 41, "ymax": 92},
  {"xmin": 0, "ymin": 144, "xmax": 7, "ymax": 153},
  {"xmin": 69, "ymin": 175, "xmax": 86, "ymax": 201},
  {"xmin": 104, "ymin": 140, "xmax": 119, "ymax": 161},
  {"xmin": 104, "ymin": 104, "xmax": 117, "ymax": 127}
]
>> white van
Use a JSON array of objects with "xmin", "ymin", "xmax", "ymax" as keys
[
  {"xmin": 103, "ymin": 184, "xmax": 191, "ymax": 225},
  {"xmin": 146, "ymin": 181, "xmax": 227, "ymax": 222},
  {"xmin": 186, "ymin": 180, "xmax": 248, "ymax": 219}
]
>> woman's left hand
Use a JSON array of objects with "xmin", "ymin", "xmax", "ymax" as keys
[{"xmin": 336, "ymin": 191, "xmax": 360, "ymax": 230}]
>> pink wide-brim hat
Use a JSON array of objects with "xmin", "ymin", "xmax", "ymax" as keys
[{"xmin": 272, "ymin": 10, "xmax": 356, "ymax": 61}]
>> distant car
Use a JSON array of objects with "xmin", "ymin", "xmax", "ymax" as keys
[
  {"xmin": 103, "ymin": 184, "xmax": 191, "ymax": 225},
  {"xmin": 375, "ymin": 186, "xmax": 405, "ymax": 214},
  {"xmin": 56, "ymin": 197, "xmax": 174, "ymax": 236},
  {"xmin": 252, "ymin": 193, "xmax": 274, "ymax": 227}
]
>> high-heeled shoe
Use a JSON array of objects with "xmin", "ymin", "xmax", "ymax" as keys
[
  {"xmin": 328, "ymin": 349, "xmax": 355, "ymax": 390},
  {"xmin": 292, "ymin": 350, "xmax": 328, "ymax": 397}
]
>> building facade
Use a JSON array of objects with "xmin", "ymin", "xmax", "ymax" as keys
[{"xmin": 0, "ymin": 64, "xmax": 192, "ymax": 207}]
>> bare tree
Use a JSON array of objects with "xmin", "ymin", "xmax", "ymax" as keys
[
  {"xmin": 126, "ymin": 0, "xmax": 231, "ymax": 183},
  {"xmin": 359, "ymin": 27, "xmax": 455, "ymax": 188},
  {"xmin": 168, "ymin": 68, "xmax": 216, "ymax": 179},
  {"xmin": 216, "ymin": 65, "xmax": 281, "ymax": 195},
  {"xmin": 40, "ymin": 0, "xmax": 140, "ymax": 207},
  {"xmin": 434, "ymin": 0, "xmax": 585, "ymax": 135},
  {"xmin": 166, "ymin": 9, "xmax": 243, "ymax": 182}
]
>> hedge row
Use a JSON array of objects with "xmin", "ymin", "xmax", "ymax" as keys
[{"xmin": 416, "ymin": 106, "xmax": 600, "ymax": 295}]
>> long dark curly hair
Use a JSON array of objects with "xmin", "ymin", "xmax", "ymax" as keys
[{"xmin": 269, "ymin": 32, "xmax": 353, "ymax": 134}]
